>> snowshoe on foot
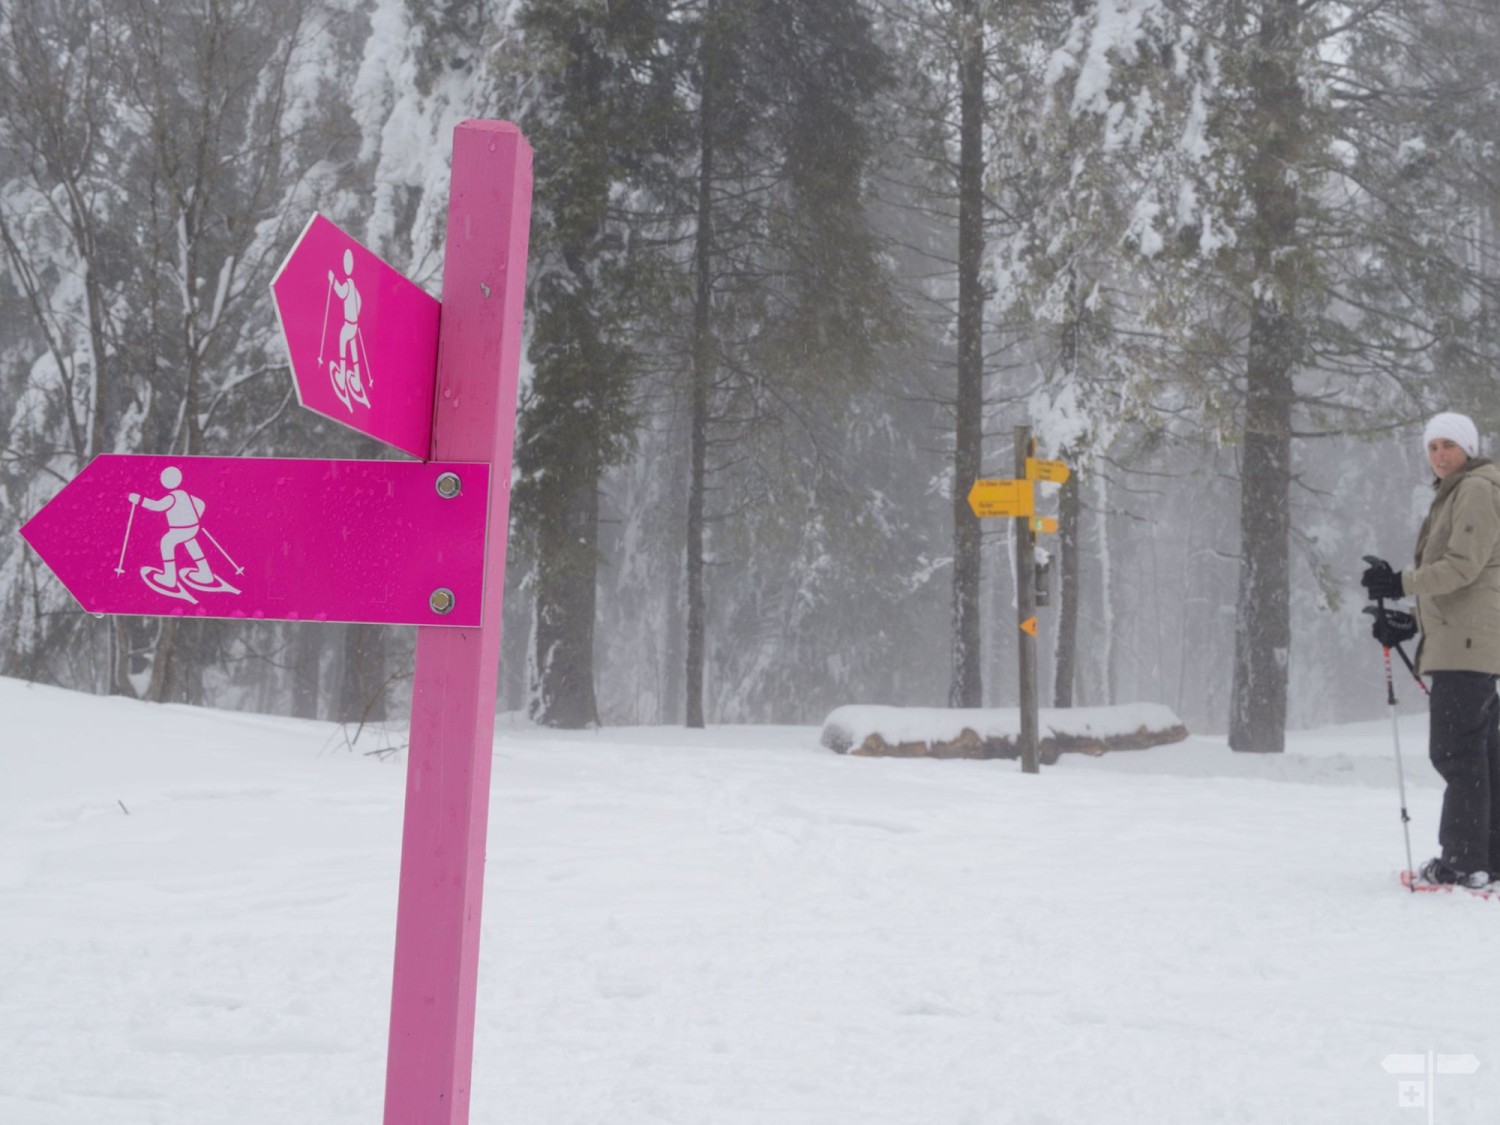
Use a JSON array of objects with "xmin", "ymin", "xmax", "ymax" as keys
[
  {"xmin": 1400, "ymin": 869, "xmax": 1500, "ymax": 900},
  {"xmin": 1417, "ymin": 857, "xmax": 1490, "ymax": 889}
]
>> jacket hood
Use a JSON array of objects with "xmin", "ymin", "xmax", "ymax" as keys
[
  {"xmin": 1433, "ymin": 458, "xmax": 1500, "ymax": 500},
  {"xmin": 1462, "ymin": 460, "xmax": 1500, "ymax": 488}
]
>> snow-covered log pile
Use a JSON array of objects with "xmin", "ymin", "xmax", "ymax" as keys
[{"xmin": 821, "ymin": 704, "xmax": 1188, "ymax": 763}]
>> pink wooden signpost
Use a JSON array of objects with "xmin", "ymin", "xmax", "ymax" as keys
[
  {"xmin": 382, "ymin": 120, "xmax": 532, "ymax": 1125},
  {"xmin": 19, "ymin": 120, "xmax": 533, "ymax": 1125},
  {"xmin": 272, "ymin": 213, "xmax": 443, "ymax": 460}
]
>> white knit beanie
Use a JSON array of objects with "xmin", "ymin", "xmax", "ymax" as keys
[{"xmin": 1423, "ymin": 412, "xmax": 1480, "ymax": 458}]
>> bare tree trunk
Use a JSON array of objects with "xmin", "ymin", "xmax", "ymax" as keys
[
  {"xmin": 1230, "ymin": 307, "xmax": 1294, "ymax": 752},
  {"xmin": 289, "ymin": 624, "xmax": 322, "ymax": 719},
  {"xmin": 338, "ymin": 623, "xmax": 389, "ymax": 724},
  {"xmin": 144, "ymin": 619, "xmax": 177, "ymax": 702},
  {"xmin": 1015, "ymin": 428, "xmax": 1040, "ymax": 772},
  {"xmin": 1229, "ymin": 0, "xmax": 1301, "ymax": 754},
  {"xmin": 662, "ymin": 495, "xmax": 686, "ymax": 725},
  {"xmin": 685, "ymin": 3, "xmax": 718, "ymax": 730},
  {"xmin": 141, "ymin": 619, "xmax": 204, "ymax": 705},
  {"xmin": 949, "ymin": 0, "xmax": 985, "ymax": 708},
  {"xmin": 1053, "ymin": 265, "xmax": 1082, "ymax": 709},
  {"xmin": 109, "ymin": 618, "xmax": 135, "ymax": 697},
  {"xmin": 1054, "ymin": 473, "xmax": 1082, "ymax": 707},
  {"xmin": 532, "ymin": 479, "xmax": 602, "ymax": 728}
]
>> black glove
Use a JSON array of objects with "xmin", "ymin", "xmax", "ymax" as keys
[
  {"xmin": 1364, "ymin": 605, "xmax": 1417, "ymax": 648},
  {"xmin": 1361, "ymin": 556, "xmax": 1405, "ymax": 600}
]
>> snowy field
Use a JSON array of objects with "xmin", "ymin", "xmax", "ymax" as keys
[{"xmin": 3, "ymin": 676, "xmax": 1498, "ymax": 1125}]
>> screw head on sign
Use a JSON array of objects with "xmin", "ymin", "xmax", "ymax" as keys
[
  {"xmin": 435, "ymin": 472, "xmax": 462, "ymax": 499},
  {"xmin": 429, "ymin": 588, "xmax": 456, "ymax": 615}
]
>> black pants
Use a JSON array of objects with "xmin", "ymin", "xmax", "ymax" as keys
[{"xmin": 1428, "ymin": 671, "xmax": 1500, "ymax": 874}]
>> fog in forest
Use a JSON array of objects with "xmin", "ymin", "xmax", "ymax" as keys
[{"xmin": 3, "ymin": 0, "xmax": 1496, "ymax": 749}]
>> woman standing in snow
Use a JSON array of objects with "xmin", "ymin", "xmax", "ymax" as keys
[{"xmin": 1363, "ymin": 412, "xmax": 1500, "ymax": 888}]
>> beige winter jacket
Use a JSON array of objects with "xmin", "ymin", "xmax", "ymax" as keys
[{"xmin": 1403, "ymin": 459, "xmax": 1500, "ymax": 675}]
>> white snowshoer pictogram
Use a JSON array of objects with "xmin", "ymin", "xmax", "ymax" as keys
[
  {"xmin": 321, "ymin": 248, "xmax": 372, "ymax": 412},
  {"xmin": 123, "ymin": 467, "xmax": 243, "ymax": 604}
]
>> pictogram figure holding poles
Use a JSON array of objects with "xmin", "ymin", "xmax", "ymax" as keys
[
  {"xmin": 123, "ymin": 466, "xmax": 242, "ymax": 604},
  {"xmin": 321, "ymin": 249, "xmax": 371, "ymax": 412},
  {"xmin": 270, "ymin": 213, "xmax": 435, "ymax": 458}
]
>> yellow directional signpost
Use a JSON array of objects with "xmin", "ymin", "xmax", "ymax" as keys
[
  {"xmin": 964, "ymin": 433, "xmax": 1073, "ymax": 773},
  {"xmin": 1026, "ymin": 457, "xmax": 1071, "ymax": 484},
  {"xmin": 966, "ymin": 478, "xmax": 1034, "ymax": 519}
]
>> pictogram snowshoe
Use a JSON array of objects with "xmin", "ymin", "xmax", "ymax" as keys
[
  {"xmin": 180, "ymin": 570, "xmax": 240, "ymax": 596},
  {"xmin": 140, "ymin": 566, "xmax": 198, "ymax": 604},
  {"xmin": 330, "ymin": 360, "xmax": 352, "ymax": 411}
]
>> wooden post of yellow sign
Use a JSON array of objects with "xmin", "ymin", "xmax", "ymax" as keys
[{"xmin": 1014, "ymin": 425, "xmax": 1040, "ymax": 773}]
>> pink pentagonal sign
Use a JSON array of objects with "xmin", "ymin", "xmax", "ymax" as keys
[
  {"xmin": 19, "ymin": 455, "xmax": 488, "ymax": 626},
  {"xmin": 271, "ymin": 214, "xmax": 441, "ymax": 459}
]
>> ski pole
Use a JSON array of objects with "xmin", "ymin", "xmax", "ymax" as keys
[
  {"xmin": 1390, "ymin": 639, "xmax": 1429, "ymax": 696},
  {"xmin": 1383, "ymin": 644, "xmax": 1417, "ymax": 888},
  {"xmin": 1373, "ymin": 593, "xmax": 1417, "ymax": 887},
  {"xmin": 115, "ymin": 495, "xmax": 141, "ymax": 575}
]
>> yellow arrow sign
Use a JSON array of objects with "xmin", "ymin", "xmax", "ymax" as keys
[
  {"xmin": 1020, "ymin": 616, "xmax": 1038, "ymax": 637},
  {"xmin": 1026, "ymin": 457, "xmax": 1071, "ymax": 484},
  {"xmin": 967, "ymin": 479, "xmax": 1034, "ymax": 518},
  {"xmin": 1030, "ymin": 516, "xmax": 1059, "ymax": 535}
]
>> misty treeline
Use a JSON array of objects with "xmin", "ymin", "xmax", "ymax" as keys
[{"xmin": 3, "ymin": 0, "xmax": 1498, "ymax": 749}]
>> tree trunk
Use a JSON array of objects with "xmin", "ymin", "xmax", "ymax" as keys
[
  {"xmin": 1053, "ymin": 265, "xmax": 1082, "ymax": 709},
  {"xmin": 1229, "ymin": 0, "xmax": 1301, "ymax": 754},
  {"xmin": 141, "ymin": 619, "xmax": 204, "ymax": 705},
  {"xmin": 338, "ymin": 623, "xmax": 388, "ymax": 724},
  {"xmin": 685, "ymin": 5, "xmax": 718, "ymax": 730},
  {"xmin": 1054, "ymin": 473, "xmax": 1082, "ymax": 707},
  {"xmin": 1014, "ymin": 428, "xmax": 1039, "ymax": 773},
  {"xmin": 949, "ymin": 0, "xmax": 985, "ymax": 708},
  {"xmin": 109, "ymin": 618, "xmax": 135, "ymax": 698},
  {"xmin": 1229, "ymin": 305, "xmax": 1294, "ymax": 753},
  {"xmin": 143, "ymin": 618, "xmax": 177, "ymax": 702},
  {"xmin": 662, "ymin": 488, "xmax": 686, "ymax": 725},
  {"xmin": 289, "ymin": 623, "xmax": 322, "ymax": 719},
  {"xmin": 531, "ymin": 477, "xmax": 602, "ymax": 728}
]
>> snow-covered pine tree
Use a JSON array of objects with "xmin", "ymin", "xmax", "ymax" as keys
[
  {"xmin": 667, "ymin": 0, "xmax": 901, "ymax": 726},
  {"xmin": 509, "ymin": 0, "xmax": 680, "ymax": 728},
  {"xmin": 865, "ymin": 0, "xmax": 1012, "ymax": 710},
  {"xmin": 1062, "ymin": 0, "xmax": 1500, "ymax": 751}
]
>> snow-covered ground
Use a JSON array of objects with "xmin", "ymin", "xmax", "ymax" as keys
[{"xmin": 3, "ymin": 676, "xmax": 1497, "ymax": 1124}]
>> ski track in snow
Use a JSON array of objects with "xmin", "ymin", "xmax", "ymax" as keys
[{"xmin": 2, "ymin": 677, "xmax": 1497, "ymax": 1124}]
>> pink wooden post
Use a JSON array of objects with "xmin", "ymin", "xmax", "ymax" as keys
[{"xmin": 383, "ymin": 120, "xmax": 533, "ymax": 1125}]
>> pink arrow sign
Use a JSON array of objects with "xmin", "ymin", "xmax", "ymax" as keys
[
  {"xmin": 20, "ymin": 454, "xmax": 489, "ymax": 626},
  {"xmin": 271, "ymin": 214, "xmax": 441, "ymax": 459}
]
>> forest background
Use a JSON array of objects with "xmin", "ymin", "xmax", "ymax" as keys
[{"xmin": 3, "ymin": 0, "xmax": 1499, "ymax": 754}]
